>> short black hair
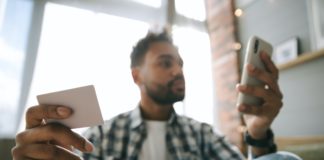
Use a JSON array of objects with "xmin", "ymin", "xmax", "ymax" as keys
[{"xmin": 130, "ymin": 30, "xmax": 173, "ymax": 68}]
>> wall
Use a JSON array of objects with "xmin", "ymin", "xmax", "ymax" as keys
[
  {"xmin": 205, "ymin": 0, "xmax": 245, "ymax": 152},
  {"xmin": 275, "ymin": 57, "xmax": 324, "ymax": 136},
  {"xmin": 236, "ymin": 0, "xmax": 311, "ymax": 64},
  {"xmin": 235, "ymin": 0, "xmax": 324, "ymax": 136}
]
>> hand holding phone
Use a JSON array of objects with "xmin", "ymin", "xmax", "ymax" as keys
[{"xmin": 237, "ymin": 36, "xmax": 273, "ymax": 106}]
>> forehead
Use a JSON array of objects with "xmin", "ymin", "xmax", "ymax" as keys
[{"xmin": 145, "ymin": 41, "xmax": 180, "ymax": 60}]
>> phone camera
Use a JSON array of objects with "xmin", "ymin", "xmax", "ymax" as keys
[{"xmin": 254, "ymin": 39, "xmax": 259, "ymax": 54}]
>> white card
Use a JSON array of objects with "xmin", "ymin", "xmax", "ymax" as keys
[{"xmin": 37, "ymin": 85, "xmax": 104, "ymax": 129}]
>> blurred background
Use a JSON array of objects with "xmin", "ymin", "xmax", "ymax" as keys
[{"xmin": 0, "ymin": 0, "xmax": 323, "ymax": 159}]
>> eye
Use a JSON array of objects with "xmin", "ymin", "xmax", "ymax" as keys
[
  {"xmin": 179, "ymin": 59, "xmax": 184, "ymax": 68},
  {"xmin": 160, "ymin": 59, "xmax": 172, "ymax": 68}
]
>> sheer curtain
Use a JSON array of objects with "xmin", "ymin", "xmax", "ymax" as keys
[
  {"xmin": 172, "ymin": 0, "xmax": 214, "ymax": 125},
  {"xmin": 19, "ymin": 1, "xmax": 214, "ymax": 133},
  {"xmin": 173, "ymin": 26, "xmax": 213, "ymax": 125},
  {"xmin": 20, "ymin": 3, "xmax": 149, "ymax": 132}
]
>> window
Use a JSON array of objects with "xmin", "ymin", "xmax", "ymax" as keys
[
  {"xmin": 17, "ymin": 1, "xmax": 213, "ymax": 134},
  {"xmin": 0, "ymin": 38, "xmax": 24, "ymax": 137},
  {"xmin": 175, "ymin": 0, "xmax": 206, "ymax": 21},
  {"xmin": 20, "ymin": 3, "xmax": 150, "ymax": 132},
  {"xmin": 173, "ymin": 26, "xmax": 213, "ymax": 124},
  {"xmin": 131, "ymin": 0, "xmax": 161, "ymax": 8}
]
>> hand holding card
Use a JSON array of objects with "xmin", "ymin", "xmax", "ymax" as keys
[{"xmin": 37, "ymin": 85, "xmax": 104, "ymax": 129}]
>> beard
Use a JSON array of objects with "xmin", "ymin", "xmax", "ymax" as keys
[{"xmin": 145, "ymin": 75, "xmax": 185, "ymax": 105}]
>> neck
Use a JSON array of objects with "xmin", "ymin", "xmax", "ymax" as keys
[{"xmin": 140, "ymin": 95, "xmax": 173, "ymax": 121}]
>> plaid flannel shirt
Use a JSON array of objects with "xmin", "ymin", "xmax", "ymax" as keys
[{"xmin": 82, "ymin": 106, "xmax": 244, "ymax": 160}]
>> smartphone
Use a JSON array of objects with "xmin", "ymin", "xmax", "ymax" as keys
[{"xmin": 237, "ymin": 36, "xmax": 273, "ymax": 106}]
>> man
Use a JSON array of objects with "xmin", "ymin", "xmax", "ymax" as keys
[{"xmin": 12, "ymin": 31, "xmax": 300, "ymax": 160}]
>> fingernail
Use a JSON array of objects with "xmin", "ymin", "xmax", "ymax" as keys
[
  {"xmin": 84, "ymin": 140, "xmax": 93, "ymax": 152},
  {"xmin": 56, "ymin": 107, "xmax": 71, "ymax": 117},
  {"xmin": 239, "ymin": 105, "xmax": 247, "ymax": 111},
  {"xmin": 240, "ymin": 85, "xmax": 247, "ymax": 90},
  {"xmin": 262, "ymin": 52, "xmax": 270, "ymax": 59},
  {"xmin": 247, "ymin": 64, "xmax": 255, "ymax": 71},
  {"xmin": 261, "ymin": 51, "xmax": 268, "ymax": 57}
]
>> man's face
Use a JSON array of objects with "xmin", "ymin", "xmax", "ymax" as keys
[{"xmin": 137, "ymin": 41, "xmax": 185, "ymax": 105}]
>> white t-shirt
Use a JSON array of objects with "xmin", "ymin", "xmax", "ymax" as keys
[{"xmin": 138, "ymin": 120, "xmax": 171, "ymax": 160}]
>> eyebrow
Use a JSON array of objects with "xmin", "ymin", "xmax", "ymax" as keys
[
  {"xmin": 157, "ymin": 54, "xmax": 183, "ymax": 66},
  {"xmin": 157, "ymin": 54, "xmax": 173, "ymax": 60}
]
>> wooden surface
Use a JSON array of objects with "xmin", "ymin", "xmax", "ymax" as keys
[
  {"xmin": 276, "ymin": 136, "xmax": 324, "ymax": 149},
  {"xmin": 276, "ymin": 136, "xmax": 324, "ymax": 160},
  {"xmin": 278, "ymin": 49, "xmax": 324, "ymax": 70}
]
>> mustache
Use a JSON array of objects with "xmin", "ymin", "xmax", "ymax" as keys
[{"xmin": 167, "ymin": 75, "xmax": 185, "ymax": 88}]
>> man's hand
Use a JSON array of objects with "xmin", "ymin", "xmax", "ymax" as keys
[
  {"xmin": 236, "ymin": 51, "xmax": 283, "ymax": 139},
  {"xmin": 12, "ymin": 105, "xmax": 93, "ymax": 160}
]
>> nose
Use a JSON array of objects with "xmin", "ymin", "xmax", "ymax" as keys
[{"xmin": 172, "ymin": 63, "xmax": 183, "ymax": 77}]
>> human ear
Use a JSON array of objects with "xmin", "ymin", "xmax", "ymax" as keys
[{"xmin": 131, "ymin": 68, "xmax": 141, "ymax": 85}]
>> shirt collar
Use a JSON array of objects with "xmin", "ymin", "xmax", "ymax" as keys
[{"xmin": 129, "ymin": 104, "xmax": 178, "ymax": 129}]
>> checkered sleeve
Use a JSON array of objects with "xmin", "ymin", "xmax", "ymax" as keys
[{"xmin": 201, "ymin": 124, "xmax": 245, "ymax": 160}]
